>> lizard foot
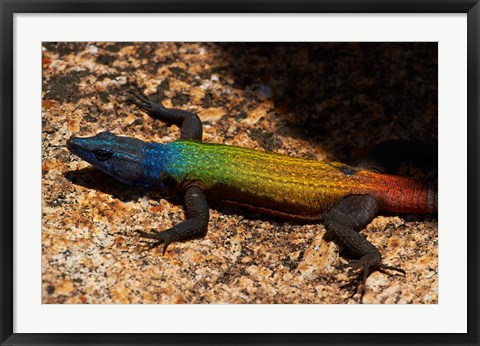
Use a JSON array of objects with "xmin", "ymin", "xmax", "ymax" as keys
[
  {"xmin": 135, "ymin": 229, "xmax": 176, "ymax": 255},
  {"xmin": 345, "ymin": 253, "xmax": 405, "ymax": 303},
  {"xmin": 126, "ymin": 89, "xmax": 157, "ymax": 114}
]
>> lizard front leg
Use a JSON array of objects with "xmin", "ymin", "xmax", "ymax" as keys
[
  {"xmin": 324, "ymin": 195, "xmax": 405, "ymax": 302},
  {"xmin": 137, "ymin": 184, "xmax": 209, "ymax": 254},
  {"xmin": 128, "ymin": 91, "xmax": 203, "ymax": 141}
]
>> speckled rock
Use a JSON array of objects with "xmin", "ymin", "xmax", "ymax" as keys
[{"xmin": 42, "ymin": 42, "xmax": 438, "ymax": 304}]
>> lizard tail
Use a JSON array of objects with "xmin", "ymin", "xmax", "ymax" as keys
[
  {"xmin": 373, "ymin": 175, "xmax": 437, "ymax": 214},
  {"xmin": 427, "ymin": 180, "xmax": 438, "ymax": 213}
]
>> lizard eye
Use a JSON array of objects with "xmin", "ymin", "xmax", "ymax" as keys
[{"xmin": 94, "ymin": 150, "xmax": 113, "ymax": 161}]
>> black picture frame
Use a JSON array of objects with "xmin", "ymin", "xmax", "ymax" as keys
[{"xmin": 1, "ymin": 1, "xmax": 478, "ymax": 345}]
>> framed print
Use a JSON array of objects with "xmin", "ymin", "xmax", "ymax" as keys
[{"xmin": 1, "ymin": 1, "xmax": 479, "ymax": 345}]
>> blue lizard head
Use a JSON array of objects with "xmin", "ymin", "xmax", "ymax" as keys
[{"xmin": 67, "ymin": 131, "xmax": 164, "ymax": 188}]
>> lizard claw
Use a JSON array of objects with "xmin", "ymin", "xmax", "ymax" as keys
[
  {"xmin": 135, "ymin": 229, "xmax": 161, "ymax": 239},
  {"xmin": 125, "ymin": 89, "xmax": 157, "ymax": 113},
  {"xmin": 135, "ymin": 229, "xmax": 174, "ymax": 255},
  {"xmin": 377, "ymin": 263, "xmax": 406, "ymax": 275},
  {"xmin": 344, "ymin": 254, "xmax": 405, "ymax": 303}
]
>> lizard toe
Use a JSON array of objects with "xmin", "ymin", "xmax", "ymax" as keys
[
  {"xmin": 344, "ymin": 253, "xmax": 405, "ymax": 303},
  {"xmin": 126, "ymin": 90, "xmax": 156, "ymax": 112},
  {"xmin": 135, "ymin": 229, "xmax": 161, "ymax": 240},
  {"xmin": 135, "ymin": 229, "xmax": 175, "ymax": 255}
]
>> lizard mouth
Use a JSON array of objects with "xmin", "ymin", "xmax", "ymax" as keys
[{"xmin": 66, "ymin": 136, "xmax": 78, "ymax": 152}]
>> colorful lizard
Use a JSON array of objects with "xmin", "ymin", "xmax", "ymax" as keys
[{"xmin": 67, "ymin": 91, "xmax": 437, "ymax": 301}]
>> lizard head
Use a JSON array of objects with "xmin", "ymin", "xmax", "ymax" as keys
[{"xmin": 67, "ymin": 131, "xmax": 161, "ymax": 187}]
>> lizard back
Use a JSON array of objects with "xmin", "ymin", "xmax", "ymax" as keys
[{"xmin": 149, "ymin": 140, "xmax": 435, "ymax": 219}]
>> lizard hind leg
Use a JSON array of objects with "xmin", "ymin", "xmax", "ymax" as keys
[
  {"xmin": 127, "ymin": 89, "xmax": 203, "ymax": 141},
  {"xmin": 324, "ymin": 195, "xmax": 405, "ymax": 303}
]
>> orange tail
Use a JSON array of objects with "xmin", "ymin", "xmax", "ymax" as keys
[{"xmin": 373, "ymin": 175, "xmax": 437, "ymax": 214}]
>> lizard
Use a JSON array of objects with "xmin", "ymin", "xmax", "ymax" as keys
[{"xmin": 66, "ymin": 90, "xmax": 437, "ymax": 301}]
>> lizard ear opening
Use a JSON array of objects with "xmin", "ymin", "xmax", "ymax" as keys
[{"xmin": 112, "ymin": 161, "xmax": 144, "ymax": 184}]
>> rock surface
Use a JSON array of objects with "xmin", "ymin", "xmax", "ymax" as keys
[{"xmin": 42, "ymin": 42, "xmax": 438, "ymax": 304}]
